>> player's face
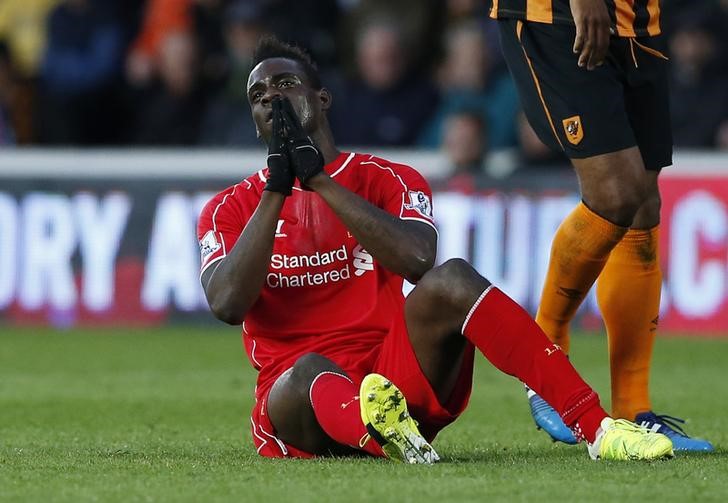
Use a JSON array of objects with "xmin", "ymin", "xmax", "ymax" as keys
[{"xmin": 246, "ymin": 58, "xmax": 326, "ymax": 143}]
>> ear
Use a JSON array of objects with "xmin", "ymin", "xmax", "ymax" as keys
[{"xmin": 318, "ymin": 88, "xmax": 332, "ymax": 111}]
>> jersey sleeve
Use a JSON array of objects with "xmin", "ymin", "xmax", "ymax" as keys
[
  {"xmin": 196, "ymin": 183, "xmax": 254, "ymax": 276},
  {"xmin": 367, "ymin": 157, "xmax": 436, "ymax": 230}
]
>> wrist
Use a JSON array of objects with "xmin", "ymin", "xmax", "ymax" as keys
[
  {"xmin": 303, "ymin": 172, "xmax": 330, "ymax": 191},
  {"xmin": 261, "ymin": 189, "xmax": 288, "ymax": 203}
]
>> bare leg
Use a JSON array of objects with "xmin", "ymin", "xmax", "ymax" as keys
[
  {"xmin": 404, "ymin": 260, "xmax": 486, "ymax": 403},
  {"xmin": 266, "ymin": 353, "xmax": 354, "ymax": 455}
]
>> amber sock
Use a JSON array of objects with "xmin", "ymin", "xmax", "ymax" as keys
[
  {"xmin": 597, "ymin": 226, "xmax": 661, "ymax": 420},
  {"xmin": 536, "ymin": 202, "xmax": 627, "ymax": 353}
]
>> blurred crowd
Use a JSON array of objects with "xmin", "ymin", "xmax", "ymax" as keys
[{"xmin": 0, "ymin": 0, "xmax": 727, "ymax": 177}]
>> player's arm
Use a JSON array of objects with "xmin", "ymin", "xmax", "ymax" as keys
[
  {"xmin": 570, "ymin": 0, "xmax": 610, "ymax": 70},
  {"xmin": 201, "ymin": 99, "xmax": 295, "ymax": 325},
  {"xmin": 279, "ymin": 98, "xmax": 435, "ymax": 282},
  {"xmin": 310, "ymin": 176, "xmax": 436, "ymax": 283},
  {"xmin": 201, "ymin": 193, "xmax": 285, "ymax": 325}
]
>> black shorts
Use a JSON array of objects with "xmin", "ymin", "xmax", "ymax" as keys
[{"xmin": 498, "ymin": 18, "xmax": 672, "ymax": 170}]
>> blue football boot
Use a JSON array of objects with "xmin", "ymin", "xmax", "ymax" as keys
[
  {"xmin": 526, "ymin": 387, "xmax": 578, "ymax": 444},
  {"xmin": 635, "ymin": 411, "xmax": 714, "ymax": 452}
]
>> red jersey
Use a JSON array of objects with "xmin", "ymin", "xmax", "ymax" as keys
[{"xmin": 197, "ymin": 152, "xmax": 436, "ymax": 399}]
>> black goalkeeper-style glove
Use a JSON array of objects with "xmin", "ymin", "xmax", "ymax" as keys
[
  {"xmin": 279, "ymin": 97, "xmax": 324, "ymax": 188},
  {"xmin": 264, "ymin": 97, "xmax": 295, "ymax": 196}
]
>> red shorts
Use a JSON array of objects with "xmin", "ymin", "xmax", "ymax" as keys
[{"xmin": 250, "ymin": 310, "xmax": 475, "ymax": 458}]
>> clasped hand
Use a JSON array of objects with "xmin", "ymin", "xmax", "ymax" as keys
[{"xmin": 264, "ymin": 96, "xmax": 324, "ymax": 195}]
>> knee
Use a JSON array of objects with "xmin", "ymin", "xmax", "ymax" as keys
[
  {"xmin": 417, "ymin": 258, "xmax": 490, "ymax": 309},
  {"xmin": 288, "ymin": 353, "xmax": 341, "ymax": 394},
  {"xmin": 582, "ymin": 167, "xmax": 650, "ymax": 226},
  {"xmin": 632, "ymin": 190, "xmax": 661, "ymax": 228},
  {"xmin": 587, "ymin": 184, "xmax": 646, "ymax": 226}
]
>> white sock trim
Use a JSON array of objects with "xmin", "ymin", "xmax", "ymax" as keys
[
  {"xmin": 587, "ymin": 417, "xmax": 614, "ymax": 460},
  {"xmin": 308, "ymin": 371, "xmax": 354, "ymax": 410},
  {"xmin": 461, "ymin": 285, "xmax": 495, "ymax": 335}
]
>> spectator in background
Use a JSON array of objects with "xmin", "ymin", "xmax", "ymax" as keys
[
  {"xmin": 131, "ymin": 31, "xmax": 203, "ymax": 145},
  {"xmin": 0, "ymin": 0, "xmax": 59, "ymax": 77},
  {"xmin": 669, "ymin": 7, "xmax": 728, "ymax": 149},
  {"xmin": 0, "ymin": 0, "xmax": 60, "ymax": 143},
  {"xmin": 444, "ymin": 0, "xmax": 505, "ymax": 71},
  {"xmin": 199, "ymin": 1, "xmax": 267, "ymax": 146},
  {"xmin": 438, "ymin": 108, "xmax": 487, "ymax": 192},
  {"xmin": 337, "ymin": 0, "xmax": 444, "ymax": 74},
  {"xmin": 193, "ymin": 0, "xmax": 230, "ymax": 96},
  {"xmin": 330, "ymin": 16, "xmax": 439, "ymax": 146},
  {"xmin": 126, "ymin": 0, "xmax": 203, "ymax": 145},
  {"xmin": 0, "ymin": 40, "xmax": 17, "ymax": 145},
  {"xmin": 418, "ymin": 21, "xmax": 518, "ymax": 151},
  {"xmin": 717, "ymin": 122, "xmax": 728, "ymax": 151},
  {"xmin": 126, "ymin": 0, "xmax": 191, "ymax": 89},
  {"xmin": 259, "ymin": 0, "xmax": 341, "ymax": 69},
  {"xmin": 446, "ymin": 0, "xmax": 487, "ymax": 21},
  {"xmin": 37, "ymin": 0, "xmax": 125, "ymax": 144}
]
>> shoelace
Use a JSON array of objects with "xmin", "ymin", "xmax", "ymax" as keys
[
  {"xmin": 587, "ymin": 419, "xmax": 642, "ymax": 453},
  {"xmin": 640, "ymin": 413, "xmax": 689, "ymax": 437},
  {"xmin": 611, "ymin": 419, "xmax": 646, "ymax": 433}
]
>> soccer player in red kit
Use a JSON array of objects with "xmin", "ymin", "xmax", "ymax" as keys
[{"xmin": 197, "ymin": 36, "xmax": 673, "ymax": 463}]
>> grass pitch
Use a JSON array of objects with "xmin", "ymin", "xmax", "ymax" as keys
[{"xmin": 1, "ymin": 326, "xmax": 726, "ymax": 502}]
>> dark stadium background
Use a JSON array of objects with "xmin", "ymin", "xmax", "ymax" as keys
[{"xmin": 1, "ymin": 0, "xmax": 726, "ymax": 150}]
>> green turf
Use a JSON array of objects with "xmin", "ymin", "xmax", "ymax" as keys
[{"xmin": 1, "ymin": 327, "xmax": 726, "ymax": 502}]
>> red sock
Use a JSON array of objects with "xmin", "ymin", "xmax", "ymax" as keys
[
  {"xmin": 462, "ymin": 286, "xmax": 607, "ymax": 443},
  {"xmin": 309, "ymin": 372, "xmax": 383, "ymax": 456}
]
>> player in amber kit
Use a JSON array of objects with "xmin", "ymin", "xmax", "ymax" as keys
[
  {"xmin": 197, "ymin": 36, "xmax": 673, "ymax": 463},
  {"xmin": 489, "ymin": 0, "xmax": 712, "ymax": 450}
]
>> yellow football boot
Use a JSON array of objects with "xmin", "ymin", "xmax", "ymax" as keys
[
  {"xmin": 359, "ymin": 373, "xmax": 439, "ymax": 464},
  {"xmin": 588, "ymin": 417, "xmax": 674, "ymax": 461}
]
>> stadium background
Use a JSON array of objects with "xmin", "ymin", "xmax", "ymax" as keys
[{"xmin": 0, "ymin": 0, "xmax": 727, "ymax": 334}]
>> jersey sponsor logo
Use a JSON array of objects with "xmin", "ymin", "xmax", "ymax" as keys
[
  {"xmin": 199, "ymin": 230, "xmax": 221, "ymax": 259},
  {"xmin": 270, "ymin": 245, "xmax": 348, "ymax": 269},
  {"xmin": 352, "ymin": 244, "xmax": 374, "ymax": 277},
  {"xmin": 266, "ymin": 243, "xmax": 376, "ymax": 288},
  {"xmin": 275, "ymin": 219, "xmax": 287, "ymax": 238},
  {"xmin": 404, "ymin": 191, "xmax": 433, "ymax": 218},
  {"xmin": 562, "ymin": 115, "xmax": 583, "ymax": 145},
  {"xmin": 267, "ymin": 245, "xmax": 352, "ymax": 288},
  {"xmin": 266, "ymin": 264, "xmax": 352, "ymax": 288}
]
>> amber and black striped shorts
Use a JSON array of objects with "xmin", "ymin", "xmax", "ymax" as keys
[{"xmin": 498, "ymin": 18, "xmax": 672, "ymax": 170}]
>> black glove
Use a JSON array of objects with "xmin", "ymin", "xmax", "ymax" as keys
[
  {"xmin": 279, "ymin": 97, "xmax": 324, "ymax": 188},
  {"xmin": 264, "ymin": 97, "xmax": 295, "ymax": 196}
]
